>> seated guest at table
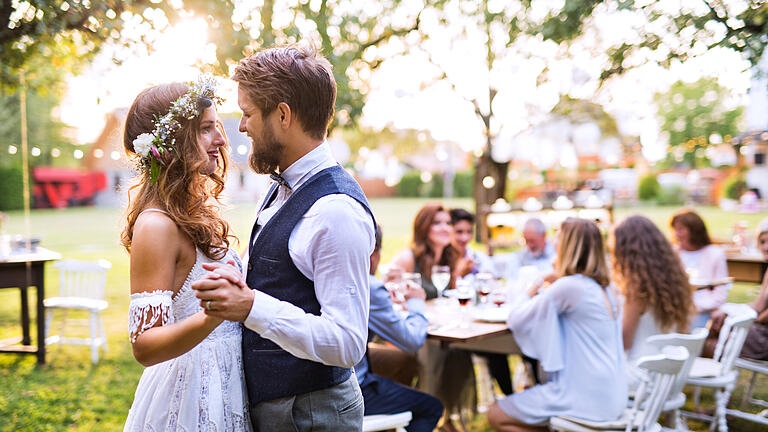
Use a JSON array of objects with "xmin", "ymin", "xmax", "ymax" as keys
[
  {"xmin": 387, "ymin": 203, "xmax": 473, "ymax": 432},
  {"xmin": 487, "ymin": 218, "xmax": 627, "ymax": 432},
  {"xmin": 449, "ymin": 208, "xmax": 494, "ymax": 278},
  {"xmin": 741, "ymin": 217, "xmax": 768, "ymax": 360},
  {"xmin": 611, "ymin": 215, "xmax": 693, "ymax": 390},
  {"xmin": 388, "ymin": 203, "xmax": 461, "ymax": 299},
  {"xmin": 671, "ymin": 209, "xmax": 730, "ymax": 328},
  {"xmin": 356, "ymin": 224, "xmax": 444, "ymax": 432},
  {"xmin": 517, "ymin": 218, "xmax": 555, "ymax": 271},
  {"xmin": 706, "ymin": 217, "xmax": 768, "ymax": 360}
]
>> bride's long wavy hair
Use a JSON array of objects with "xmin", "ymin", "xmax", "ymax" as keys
[
  {"xmin": 120, "ymin": 83, "xmax": 233, "ymax": 260},
  {"xmin": 610, "ymin": 215, "xmax": 692, "ymax": 332}
]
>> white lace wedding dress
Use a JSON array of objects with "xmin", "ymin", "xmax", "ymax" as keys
[{"xmin": 123, "ymin": 247, "xmax": 251, "ymax": 432}]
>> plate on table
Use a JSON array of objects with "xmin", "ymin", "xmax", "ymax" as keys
[{"xmin": 471, "ymin": 306, "xmax": 511, "ymax": 323}]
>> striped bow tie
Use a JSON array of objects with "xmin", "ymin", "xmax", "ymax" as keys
[{"xmin": 269, "ymin": 171, "xmax": 292, "ymax": 191}]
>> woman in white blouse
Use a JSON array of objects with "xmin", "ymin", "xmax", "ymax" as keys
[
  {"xmin": 670, "ymin": 209, "xmax": 730, "ymax": 328},
  {"xmin": 486, "ymin": 218, "xmax": 626, "ymax": 431}
]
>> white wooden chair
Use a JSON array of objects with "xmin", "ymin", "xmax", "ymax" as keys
[
  {"xmin": 44, "ymin": 259, "xmax": 111, "ymax": 363},
  {"xmin": 725, "ymin": 357, "xmax": 768, "ymax": 426},
  {"xmin": 682, "ymin": 303, "xmax": 757, "ymax": 432},
  {"xmin": 643, "ymin": 328, "xmax": 708, "ymax": 431},
  {"xmin": 362, "ymin": 411, "xmax": 412, "ymax": 432},
  {"xmin": 550, "ymin": 346, "xmax": 689, "ymax": 432}
]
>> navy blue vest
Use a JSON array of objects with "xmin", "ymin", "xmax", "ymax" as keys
[{"xmin": 243, "ymin": 164, "xmax": 375, "ymax": 404}]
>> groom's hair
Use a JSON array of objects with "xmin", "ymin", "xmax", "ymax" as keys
[{"xmin": 232, "ymin": 44, "xmax": 336, "ymax": 140}]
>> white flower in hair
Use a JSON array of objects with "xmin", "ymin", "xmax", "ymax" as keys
[{"xmin": 133, "ymin": 133, "xmax": 155, "ymax": 158}]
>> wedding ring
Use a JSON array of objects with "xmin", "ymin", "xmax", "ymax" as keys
[{"xmin": 205, "ymin": 300, "xmax": 213, "ymax": 311}]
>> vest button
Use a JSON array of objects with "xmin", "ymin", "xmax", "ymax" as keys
[{"xmin": 247, "ymin": 263, "xmax": 253, "ymax": 271}]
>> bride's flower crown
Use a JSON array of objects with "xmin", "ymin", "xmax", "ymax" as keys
[{"xmin": 132, "ymin": 74, "xmax": 224, "ymax": 184}]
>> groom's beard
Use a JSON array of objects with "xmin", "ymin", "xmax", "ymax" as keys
[{"xmin": 248, "ymin": 120, "xmax": 285, "ymax": 174}]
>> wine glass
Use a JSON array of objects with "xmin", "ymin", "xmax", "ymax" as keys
[
  {"xmin": 490, "ymin": 289, "xmax": 506, "ymax": 308},
  {"xmin": 431, "ymin": 265, "xmax": 451, "ymax": 303},
  {"xmin": 475, "ymin": 272, "xmax": 493, "ymax": 306},
  {"xmin": 402, "ymin": 272, "xmax": 421, "ymax": 301},
  {"xmin": 456, "ymin": 280, "xmax": 474, "ymax": 328}
]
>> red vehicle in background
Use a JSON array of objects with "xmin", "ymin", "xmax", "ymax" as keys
[{"xmin": 32, "ymin": 167, "xmax": 107, "ymax": 208}]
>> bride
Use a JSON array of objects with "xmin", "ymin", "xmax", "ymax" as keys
[{"xmin": 120, "ymin": 77, "xmax": 250, "ymax": 431}]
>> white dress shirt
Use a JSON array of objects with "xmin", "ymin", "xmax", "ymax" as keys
[{"xmin": 244, "ymin": 142, "xmax": 375, "ymax": 368}]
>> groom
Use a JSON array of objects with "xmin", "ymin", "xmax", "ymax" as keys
[{"xmin": 192, "ymin": 45, "xmax": 375, "ymax": 430}]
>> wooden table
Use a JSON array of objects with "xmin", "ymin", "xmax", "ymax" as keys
[
  {"xmin": 425, "ymin": 301, "xmax": 520, "ymax": 355},
  {"xmin": 726, "ymin": 252, "xmax": 767, "ymax": 284},
  {"xmin": 0, "ymin": 247, "xmax": 61, "ymax": 364}
]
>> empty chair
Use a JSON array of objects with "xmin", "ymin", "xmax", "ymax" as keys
[
  {"xmin": 682, "ymin": 303, "xmax": 757, "ymax": 432},
  {"xmin": 643, "ymin": 328, "xmax": 708, "ymax": 431},
  {"xmin": 44, "ymin": 259, "xmax": 111, "ymax": 363},
  {"xmin": 550, "ymin": 345, "xmax": 689, "ymax": 432},
  {"xmin": 362, "ymin": 411, "xmax": 412, "ymax": 432},
  {"xmin": 726, "ymin": 357, "xmax": 768, "ymax": 426}
]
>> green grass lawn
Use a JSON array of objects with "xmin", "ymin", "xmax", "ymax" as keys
[{"xmin": 0, "ymin": 200, "xmax": 766, "ymax": 431}]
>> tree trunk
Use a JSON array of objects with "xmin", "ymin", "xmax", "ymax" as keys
[{"xmin": 474, "ymin": 152, "xmax": 508, "ymax": 243}]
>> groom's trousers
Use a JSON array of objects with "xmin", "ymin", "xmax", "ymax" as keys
[{"xmin": 249, "ymin": 373, "xmax": 363, "ymax": 431}]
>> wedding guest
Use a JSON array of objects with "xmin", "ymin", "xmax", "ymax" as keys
[
  {"xmin": 388, "ymin": 203, "xmax": 461, "ymax": 299},
  {"xmin": 517, "ymin": 218, "xmax": 555, "ymax": 271},
  {"xmin": 356, "ymin": 224, "xmax": 444, "ymax": 432},
  {"xmin": 671, "ymin": 209, "xmax": 730, "ymax": 328},
  {"xmin": 450, "ymin": 208, "xmax": 493, "ymax": 278},
  {"xmin": 387, "ymin": 203, "xmax": 473, "ymax": 432},
  {"xmin": 487, "ymin": 218, "xmax": 626, "ymax": 432},
  {"xmin": 740, "ymin": 217, "xmax": 768, "ymax": 360},
  {"xmin": 706, "ymin": 217, "xmax": 768, "ymax": 360},
  {"xmin": 611, "ymin": 215, "xmax": 693, "ymax": 389}
]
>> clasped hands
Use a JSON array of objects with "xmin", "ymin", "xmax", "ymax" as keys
[{"xmin": 191, "ymin": 260, "xmax": 254, "ymax": 322}]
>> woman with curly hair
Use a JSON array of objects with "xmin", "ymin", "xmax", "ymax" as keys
[
  {"xmin": 611, "ymin": 215, "xmax": 693, "ymax": 389},
  {"xmin": 120, "ymin": 80, "xmax": 250, "ymax": 430}
]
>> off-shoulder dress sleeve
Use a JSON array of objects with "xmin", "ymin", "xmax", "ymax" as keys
[{"xmin": 128, "ymin": 290, "xmax": 174, "ymax": 343}]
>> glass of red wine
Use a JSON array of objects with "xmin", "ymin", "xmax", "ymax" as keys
[
  {"xmin": 456, "ymin": 280, "xmax": 474, "ymax": 328},
  {"xmin": 490, "ymin": 289, "xmax": 506, "ymax": 308}
]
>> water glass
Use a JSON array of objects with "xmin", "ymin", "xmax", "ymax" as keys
[{"xmin": 431, "ymin": 265, "xmax": 451, "ymax": 301}]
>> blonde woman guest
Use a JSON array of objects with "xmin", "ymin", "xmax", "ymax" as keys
[
  {"xmin": 487, "ymin": 218, "xmax": 626, "ymax": 432},
  {"xmin": 611, "ymin": 215, "xmax": 693, "ymax": 389},
  {"xmin": 671, "ymin": 209, "xmax": 730, "ymax": 328}
]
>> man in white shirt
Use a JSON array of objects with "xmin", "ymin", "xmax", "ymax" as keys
[{"xmin": 192, "ymin": 45, "xmax": 375, "ymax": 431}]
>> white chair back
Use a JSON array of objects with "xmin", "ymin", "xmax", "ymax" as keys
[
  {"xmin": 646, "ymin": 327, "xmax": 707, "ymax": 397},
  {"xmin": 712, "ymin": 304, "xmax": 757, "ymax": 376},
  {"xmin": 627, "ymin": 346, "xmax": 689, "ymax": 432},
  {"xmin": 54, "ymin": 259, "xmax": 111, "ymax": 300}
]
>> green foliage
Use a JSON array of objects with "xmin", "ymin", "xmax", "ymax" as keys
[
  {"xmin": 655, "ymin": 77, "xmax": 744, "ymax": 168},
  {"xmin": 0, "ymin": 165, "xmax": 24, "ymax": 210},
  {"xmin": 637, "ymin": 174, "xmax": 660, "ymax": 201},
  {"xmin": 656, "ymin": 184, "xmax": 687, "ymax": 206},
  {"xmin": 452, "ymin": 170, "xmax": 474, "ymax": 198},
  {"xmin": 722, "ymin": 175, "xmax": 748, "ymax": 200},
  {"xmin": 2, "ymin": 1, "xmax": 424, "ymax": 132},
  {"xmin": 0, "ymin": 91, "xmax": 78, "ymax": 169},
  {"xmin": 427, "ymin": 174, "xmax": 444, "ymax": 198},
  {"xmin": 397, "ymin": 172, "xmax": 423, "ymax": 197}
]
